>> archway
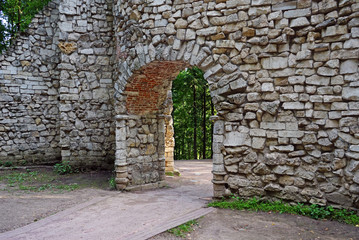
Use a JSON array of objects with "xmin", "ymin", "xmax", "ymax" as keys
[{"xmin": 114, "ymin": 61, "xmax": 216, "ymax": 191}]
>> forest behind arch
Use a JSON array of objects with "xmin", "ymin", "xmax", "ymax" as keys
[{"xmin": 172, "ymin": 67, "xmax": 214, "ymax": 160}]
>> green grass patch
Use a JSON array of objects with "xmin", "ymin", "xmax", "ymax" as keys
[
  {"xmin": 0, "ymin": 170, "xmax": 79, "ymax": 192},
  {"xmin": 208, "ymin": 196, "xmax": 359, "ymax": 226},
  {"xmin": 167, "ymin": 219, "xmax": 199, "ymax": 238},
  {"xmin": 165, "ymin": 172, "xmax": 175, "ymax": 176}
]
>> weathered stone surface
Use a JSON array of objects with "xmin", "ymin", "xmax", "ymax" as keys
[
  {"xmin": 290, "ymin": 17, "xmax": 310, "ymax": 28},
  {"xmin": 224, "ymin": 131, "xmax": 251, "ymax": 147},
  {"xmin": 261, "ymin": 57, "xmax": 288, "ymax": 69},
  {"xmin": 342, "ymin": 87, "xmax": 359, "ymax": 100},
  {"xmin": 273, "ymin": 166, "xmax": 294, "ymax": 175},
  {"xmin": 326, "ymin": 192, "xmax": 352, "ymax": 207},
  {"xmin": 58, "ymin": 42, "xmax": 77, "ymax": 54},
  {"xmin": 340, "ymin": 60, "xmax": 358, "ymax": 74}
]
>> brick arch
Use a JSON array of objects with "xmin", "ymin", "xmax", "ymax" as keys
[{"xmin": 124, "ymin": 61, "xmax": 189, "ymax": 115}]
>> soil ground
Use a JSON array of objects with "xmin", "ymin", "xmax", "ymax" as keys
[
  {"xmin": 151, "ymin": 208, "xmax": 359, "ymax": 240},
  {"xmin": 0, "ymin": 167, "xmax": 116, "ymax": 233},
  {"xmin": 0, "ymin": 161, "xmax": 359, "ymax": 240}
]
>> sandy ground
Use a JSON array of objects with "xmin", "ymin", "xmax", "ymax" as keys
[{"xmin": 1, "ymin": 161, "xmax": 359, "ymax": 240}]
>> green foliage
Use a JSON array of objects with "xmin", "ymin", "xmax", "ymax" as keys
[
  {"xmin": 173, "ymin": 67, "xmax": 214, "ymax": 160},
  {"xmin": 165, "ymin": 171, "xmax": 174, "ymax": 176},
  {"xmin": 208, "ymin": 196, "xmax": 359, "ymax": 226},
  {"xmin": 53, "ymin": 161, "xmax": 75, "ymax": 175},
  {"xmin": 3, "ymin": 161, "xmax": 13, "ymax": 167},
  {"xmin": 108, "ymin": 175, "xmax": 116, "ymax": 190},
  {"xmin": 167, "ymin": 219, "xmax": 199, "ymax": 238},
  {"xmin": 0, "ymin": 0, "xmax": 51, "ymax": 53}
]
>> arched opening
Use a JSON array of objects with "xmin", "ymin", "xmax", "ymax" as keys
[{"xmin": 115, "ymin": 61, "xmax": 216, "ymax": 191}]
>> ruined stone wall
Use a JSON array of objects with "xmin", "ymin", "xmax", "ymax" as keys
[
  {"xmin": 114, "ymin": 0, "xmax": 359, "ymax": 209},
  {"xmin": 0, "ymin": 0, "xmax": 116, "ymax": 168},
  {"xmin": 0, "ymin": 0, "xmax": 61, "ymax": 164},
  {"xmin": 57, "ymin": 0, "xmax": 116, "ymax": 169}
]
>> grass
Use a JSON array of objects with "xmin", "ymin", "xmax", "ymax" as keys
[
  {"xmin": 0, "ymin": 170, "xmax": 79, "ymax": 192},
  {"xmin": 167, "ymin": 219, "xmax": 199, "ymax": 238},
  {"xmin": 109, "ymin": 176, "xmax": 116, "ymax": 190},
  {"xmin": 165, "ymin": 171, "xmax": 175, "ymax": 176},
  {"xmin": 208, "ymin": 196, "xmax": 359, "ymax": 226},
  {"xmin": 53, "ymin": 161, "xmax": 77, "ymax": 175}
]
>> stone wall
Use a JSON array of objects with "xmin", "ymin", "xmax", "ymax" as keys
[
  {"xmin": 0, "ymin": 0, "xmax": 61, "ymax": 164},
  {"xmin": 57, "ymin": 0, "xmax": 116, "ymax": 169},
  {"xmin": 115, "ymin": 114, "xmax": 166, "ymax": 190},
  {"xmin": 0, "ymin": 0, "xmax": 116, "ymax": 169},
  {"xmin": 114, "ymin": 0, "xmax": 359, "ymax": 209}
]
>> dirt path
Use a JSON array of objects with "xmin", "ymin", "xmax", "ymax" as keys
[
  {"xmin": 0, "ymin": 161, "xmax": 358, "ymax": 240},
  {"xmin": 0, "ymin": 169, "xmax": 115, "ymax": 233}
]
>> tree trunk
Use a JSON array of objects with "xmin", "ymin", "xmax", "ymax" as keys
[
  {"xmin": 211, "ymin": 101, "xmax": 214, "ymax": 158},
  {"xmin": 193, "ymin": 84, "xmax": 197, "ymax": 160},
  {"xmin": 202, "ymin": 89, "xmax": 206, "ymax": 159},
  {"xmin": 16, "ymin": 0, "xmax": 21, "ymax": 33}
]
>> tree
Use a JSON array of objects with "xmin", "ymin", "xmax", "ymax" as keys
[
  {"xmin": 172, "ymin": 67, "xmax": 214, "ymax": 160},
  {"xmin": 0, "ymin": 0, "xmax": 51, "ymax": 53}
]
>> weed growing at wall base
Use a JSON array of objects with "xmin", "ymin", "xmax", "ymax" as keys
[
  {"xmin": 53, "ymin": 161, "xmax": 76, "ymax": 175},
  {"xmin": 108, "ymin": 176, "xmax": 116, "ymax": 190},
  {"xmin": 208, "ymin": 197, "xmax": 359, "ymax": 226}
]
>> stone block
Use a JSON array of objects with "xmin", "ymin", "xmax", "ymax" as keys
[
  {"xmin": 216, "ymin": 40, "xmax": 235, "ymax": 48},
  {"xmin": 261, "ymin": 57, "xmax": 288, "ymax": 70},
  {"xmin": 272, "ymin": 1, "xmax": 297, "ymax": 11},
  {"xmin": 282, "ymin": 102, "xmax": 304, "ymax": 110},
  {"xmin": 340, "ymin": 60, "xmax": 358, "ymax": 74},
  {"xmin": 261, "ymin": 82, "xmax": 274, "ymax": 92},
  {"xmin": 196, "ymin": 27, "xmax": 219, "ymax": 36},
  {"xmin": 326, "ymin": 192, "xmax": 352, "ymax": 207},
  {"xmin": 273, "ymin": 165, "xmax": 294, "ymax": 175},
  {"xmin": 278, "ymin": 131, "xmax": 304, "ymax": 138},
  {"xmin": 252, "ymin": 137, "xmax": 266, "ymax": 150},
  {"xmin": 284, "ymin": 8, "xmax": 311, "ymax": 18},
  {"xmin": 306, "ymin": 75, "xmax": 330, "ymax": 86},
  {"xmin": 223, "ymin": 131, "xmax": 251, "ymax": 147},
  {"xmin": 290, "ymin": 17, "xmax": 310, "ymax": 28},
  {"xmin": 322, "ymin": 25, "xmax": 348, "ymax": 37},
  {"xmin": 260, "ymin": 122, "xmax": 286, "ymax": 130},
  {"xmin": 342, "ymin": 87, "xmax": 359, "ymax": 100}
]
